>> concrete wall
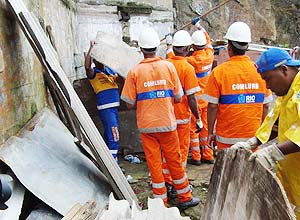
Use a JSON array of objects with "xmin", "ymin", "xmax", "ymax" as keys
[
  {"xmin": 75, "ymin": 0, "xmax": 173, "ymax": 78},
  {"xmin": 0, "ymin": 0, "xmax": 76, "ymax": 144}
]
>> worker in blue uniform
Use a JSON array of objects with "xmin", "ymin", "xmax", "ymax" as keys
[{"xmin": 85, "ymin": 40, "xmax": 121, "ymax": 162}]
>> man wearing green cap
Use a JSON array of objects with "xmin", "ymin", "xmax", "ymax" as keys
[{"xmin": 231, "ymin": 47, "xmax": 300, "ymax": 218}]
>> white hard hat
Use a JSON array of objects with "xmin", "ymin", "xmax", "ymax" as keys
[
  {"xmin": 138, "ymin": 28, "xmax": 160, "ymax": 49},
  {"xmin": 172, "ymin": 30, "xmax": 192, "ymax": 47},
  {"xmin": 224, "ymin": 21, "xmax": 251, "ymax": 43},
  {"xmin": 191, "ymin": 31, "xmax": 207, "ymax": 46}
]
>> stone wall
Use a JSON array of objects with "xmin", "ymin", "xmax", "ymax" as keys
[{"xmin": 0, "ymin": 0, "xmax": 76, "ymax": 144}]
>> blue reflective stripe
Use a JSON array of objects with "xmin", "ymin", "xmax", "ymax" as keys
[
  {"xmin": 137, "ymin": 89, "xmax": 174, "ymax": 101},
  {"xmin": 196, "ymin": 70, "xmax": 210, "ymax": 78},
  {"xmin": 219, "ymin": 93, "xmax": 265, "ymax": 104}
]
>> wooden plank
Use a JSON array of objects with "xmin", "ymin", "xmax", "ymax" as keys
[
  {"xmin": 70, "ymin": 200, "xmax": 99, "ymax": 220},
  {"xmin": 201, "ymin": 149, "xmax": 296, "ymax": 220},
  {"xmin": 7, "ymin": 0, "xmax": 137, "ymax": 205},
  {"xmin": 62, "ymin": 204, "xmax": 82, "ymax": 220}
]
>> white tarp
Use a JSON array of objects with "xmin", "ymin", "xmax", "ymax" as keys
[
  {"xmin": 90, "ymin": 31, "xmax": 143, "ymax": 78},
  {"xmin": 0, "ymin": 108, "xmax": 111, "ymax": 216}
]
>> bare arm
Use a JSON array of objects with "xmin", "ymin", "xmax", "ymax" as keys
[
  {"xmin": 187, "ymin": 94, "xmax": 200, "ymax": 119},
  {"xmin": 126, "ymin": 103, "xmax": 135, "ymax": 109},
  {"xmin": 85, "ymin": 40, "xmax": 95, "ymax": 78},
  {"xmin": 262, "ymin": 103, "xmax": 269, "ymax": 121},
  {"xmin": 278, "ymin": 140, "xmax": 300, "ymax": 155},
  {"xmin": 207, "ymin": 103, "xmax": 218, "ymax": 146}
]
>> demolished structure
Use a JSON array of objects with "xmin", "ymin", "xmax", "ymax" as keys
[{"xmin": 0, "ymin": 0, "xmax": 299, "ymax": 219}]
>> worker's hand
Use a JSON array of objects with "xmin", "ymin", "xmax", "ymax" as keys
[
  {"xmin": 207, "ymin": 134, "xmax": 215, "ymax": 149},
  {"xmin": 90, "ymin": 40, "xmax": 96, "ymax": 48},
  {"xmin": 165, "ymin": 33, "xmax": 173, "ymax": 45},
  {"xmin": 249, "ymin": 143, "xmax": 285, "ymax": 172},
  {"xmin": 195, "ymin": 118, "xmax": 203, "ymax": 133},
  {"xmin": 231, "ymin": 137, "xmax": 258, "ymax": 151},
  {"xmin": 191, "ymin": 17, "xmax": 201, "ymax": 29}
]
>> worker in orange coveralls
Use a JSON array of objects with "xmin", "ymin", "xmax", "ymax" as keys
[
  {"xmin": 202, "ymin": 21, "xmax": 273, "ymax": 150},
  {"xmin": 186, "ymin": 17, "xmax": 215, "ymax": 165},
  {"xmin": 162, "ymin": 30, "xmax": 201, "ymax": 199},
  {"xmin": 121, "ymin": 27, "xmax": 200, "ymax": 210}
]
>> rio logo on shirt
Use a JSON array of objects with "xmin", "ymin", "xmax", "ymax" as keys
[
  {"xmin": 157, "ymin": 90, "xmax": 165, "ymax": 98},
  {"xmin": 238, "ymin": 94, "xmax": 256, "ymax": 103}
]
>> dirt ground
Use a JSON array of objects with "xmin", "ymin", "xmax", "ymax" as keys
[{"xmin": 119, "ymin": 154, "xmax": 214, "ymax": 220}]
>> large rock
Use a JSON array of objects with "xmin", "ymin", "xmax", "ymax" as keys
[{"xmin": 174, "ymin": 0, "xmax": 299, "ymax": 47}]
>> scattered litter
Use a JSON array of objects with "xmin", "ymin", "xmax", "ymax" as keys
[
  {"xmin": 124, "ymin": 155, "xmax": 141, "ymax": 164},
  {"xmin": 126, "ymin": 175, "xmax": 134, "ymax": 184},
  {"xmin": 97, "ymin": 193, "xmax": 190, "ymax": 220}
]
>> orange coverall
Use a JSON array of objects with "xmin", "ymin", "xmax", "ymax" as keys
[
  {"xmin": 186, "ymin": 30, "xmax": 215, "ymax": 161},
  {"xmin": 162, "ymin": 55, "xmax": 200, "ymax": 184},
  {"xmin": 121, "ymin": 57, "xmax": 192, "ymax": 204}
]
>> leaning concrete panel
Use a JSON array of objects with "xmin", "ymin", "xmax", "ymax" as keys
[
  {"xmin": 201, "ymin": 149, "xmax": 296, "ymax": 220},
  {"xmin": 0, "ymin": 108, "xmax": 111, "ymax": 216}
]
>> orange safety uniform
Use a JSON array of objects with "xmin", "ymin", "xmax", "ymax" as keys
[
  {"xmin": 186, "ymin": 30, "xmax": 215, "ymax": 161},
  {"xmin": 162, "ymin": 55, "xmax": 200, "ymax": 184},
  {"xmin": 121, "ymin": 57, "xmax": 192, "ymax": 204},
  {"xmin": 203, "ymin": 55, "xmax": 273, "ymax": 150}
]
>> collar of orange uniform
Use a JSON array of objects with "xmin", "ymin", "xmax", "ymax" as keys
[
  {"xmin": 192, "ymin": 49, "xmax": 206, "ymax": 56},
  {"xmin": 169, "ymin": 55, "xmax": 186, "ymax": 60},
  {"xmin": 140, "ymin": 57, "xmax": 163, "ymax": 63},
  {"xmin": 228, "ymin": 55, "xmax": 251, "ymax": 61}
]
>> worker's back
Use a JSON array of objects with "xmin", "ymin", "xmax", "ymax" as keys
[
  {"xmin": 167, "ymin": 56, "xmax": 199, "ymax": 123},
  {"xmin": 121, "ymin": 57, "xmax": 182, "ymax": 133},
  {"xmin": 204, "ymin": 55, "xmax": 271, "ymax": 145}
]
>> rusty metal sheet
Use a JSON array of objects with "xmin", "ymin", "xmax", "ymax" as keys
[
  {"xmin": 201, "ymin": 149, "xmax": 296, "ymax": 220},
  {"xmin": 0, "ymin": 108, "xmax": 111, "ymax": 216},
  {"xmin": 0, "ymin": 174, "xmax": 25, "ymax": 220}
]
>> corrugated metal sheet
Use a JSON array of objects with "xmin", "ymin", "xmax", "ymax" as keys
[{"xmin": 0, "ymin": 108, "xmax": 111, "ymax": 215}]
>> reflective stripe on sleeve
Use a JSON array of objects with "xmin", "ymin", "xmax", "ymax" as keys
[
  {"xmin": 185, "ymin": 86, "xmax": 201, "ymax": 96},
  {"xmin": 201, "ymin": 94, "xmax": 219, "ymax": 104},
  {"xmin": 162, "ymin": 157, "xmax": 166, "ymax": 163},
  {"xmin": 120, "ymin": 95, "xmax": 135, "ymax": 105}
]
